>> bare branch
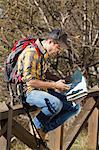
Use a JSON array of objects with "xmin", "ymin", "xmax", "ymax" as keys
[
  {"xmin": 60, "ymin": 12, "xmax": 71, "ymax": 29},
  {"xmin": 34, "ymin": 0, "xmax": 51, "ymax": 31},
  {"xmin": 1, "ymin": 27, "xmax": 11, "ymax": 47},
  {"xmin": 9, "ymin": 19, "xmax": 26, "ymax": 38},
  {"xmin": 92, "ymin": 30, "xmax": 99, "ymax": 46},
  {"xmin": 88, "ymin": 19, "xmax": 93, "ymax": 45},
  {"xmin": 83, "ymin": 0, "xmax": 88, "ymax": 45}
]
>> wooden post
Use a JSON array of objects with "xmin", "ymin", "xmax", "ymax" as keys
[
  {"xmin": 0, "ymin": 121, "xmax": 7, "ymax": 150},
  {"xmin": 0, "ymin": 102, "xmax": 8, "ymax": 150},
  {"xmin": 6, "ymin": 105, "xmax": 13, "ymax": 150},
  {"xmin": 88, "ymin": 107, "xmax": 98, "ymax": 150},
  {"xmin": 48, "ymin": 125, "xmax": 63, "ymax": 150}
]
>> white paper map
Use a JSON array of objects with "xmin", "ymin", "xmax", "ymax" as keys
[{"xmin": 64, "ymin": 69, "xmax": 88, "ymax": 101}]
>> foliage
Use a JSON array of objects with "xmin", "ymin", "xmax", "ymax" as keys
[{"xmin": 0, "ymin": 0, "xmax": 99, "ymax": 87}]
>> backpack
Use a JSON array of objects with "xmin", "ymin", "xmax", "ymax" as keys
[
  {"xmin": 4, "ymin": 36, "xmax": 43, "ymax": 104},
  {"xmin": 5, "ymin": 36, "xmax": 42, "ymax": 83}
]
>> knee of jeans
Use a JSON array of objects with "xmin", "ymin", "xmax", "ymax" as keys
[
  {"xmin": 76, "ymin": 104, "xmax": 80, "ymax": 110},
  {"xmin": 55, "ymin": 99, "xmax": 63, "ymax": 114},
  {"xmin": 75, "ymin": 104, "xmax": 81, "ymax": 114}
]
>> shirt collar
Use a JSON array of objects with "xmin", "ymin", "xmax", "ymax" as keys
[{"xmin": 35, "ymin": 39, "xmax": 47, "ymax": 55}]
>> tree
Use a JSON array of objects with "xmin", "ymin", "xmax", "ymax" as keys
[{"xmin": 0, "ymin": 0, "xmax": 99, "ymax": 87}]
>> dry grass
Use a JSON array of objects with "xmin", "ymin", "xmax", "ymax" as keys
[
  {"xmin": 71, "ymin": 129, "xmax": 88, "ymax": 150},
  {"xmin": 11, "ymin": 139, "xmax": 31, "ymax": 150},
  {"xmin": 11, "ymin": 129, "xmax": 88, "ymax": 150}
]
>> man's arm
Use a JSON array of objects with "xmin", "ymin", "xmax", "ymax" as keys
[{"xmin": 27, "ymin": 79, "xmax": 70, "ymax": 92}]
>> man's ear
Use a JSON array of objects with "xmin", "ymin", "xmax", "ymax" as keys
[
  {"xmin": 46, "ymin": 39, "xmax": 50, "ymax": 43},
  {"xmin": 47, "ymin": 39, "xmax": 53, "ymax": 44}
]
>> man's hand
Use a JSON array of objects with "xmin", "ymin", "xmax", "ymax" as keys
[{"xmin": 55, "ymin": 79, "xmax": 70, "ymax": 92}]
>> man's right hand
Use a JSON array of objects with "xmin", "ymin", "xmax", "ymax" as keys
[{"xmin": 55, "ymin": 80, "xmax": 70, "ymax": 92}]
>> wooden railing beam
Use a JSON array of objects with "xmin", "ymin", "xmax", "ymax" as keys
[
  {"xmin": 0, "ymin": 103, "xmax": 37, "ymax": 121},
  {"xmin": 63, "ymin": 97, "xmax": 97, "ymax": 150},
  {"xmin": 88, "ymin": 107, "xmax": 98, "ymax": 150},
  {"xmin": 12, "ymin": 119, "xmax": 45, "ymax": 150}
]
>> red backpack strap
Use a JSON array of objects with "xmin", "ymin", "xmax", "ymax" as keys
[
  {"xmin": 22, "ymin": 38, "xmax": 36, "ymax": 50},
  {"xmin": 11, "ymin": 37, "xmax": 35, "ymax": 51},
  {"xmin": 12, "ymin": 41, "xmax": 19, "ymax": 51},
  {"xmin": 12, "ymin": 37, "xmax": 41, "ymax": 57},
  {"xmin": 12, "ymin": 37, "xmax": 27, "ymax": 51},
  {"xmin": 35, "ymin": 47, "xmax": 41, "ymax": 57}
]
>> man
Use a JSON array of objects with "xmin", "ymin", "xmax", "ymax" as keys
[{"xmin": 18, "ymin": 29, "xmax": 80, "ymax": 139}]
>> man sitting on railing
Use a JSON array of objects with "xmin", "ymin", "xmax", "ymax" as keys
[{"xmin": 17, "ymin": 29, "xmax": 81, "ymax": 139}]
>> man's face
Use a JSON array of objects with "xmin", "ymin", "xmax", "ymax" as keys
[{"xmin": 45, "ymin": 39, "xmax": 61, "ymax": 56}]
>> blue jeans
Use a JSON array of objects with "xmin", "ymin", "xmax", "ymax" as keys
[{"xmin": 26, "ymin": 89, "xmax": 80, "ymax": 133}]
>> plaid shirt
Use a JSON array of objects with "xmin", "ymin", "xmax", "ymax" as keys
[{"xmin": 17, "ymin": 39, "xmax": 48, "ymax": 93}]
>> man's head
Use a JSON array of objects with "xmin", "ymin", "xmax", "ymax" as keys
[{"xmin": 42, "ymin": 29, "xmax": 69, "ymax": 56}]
